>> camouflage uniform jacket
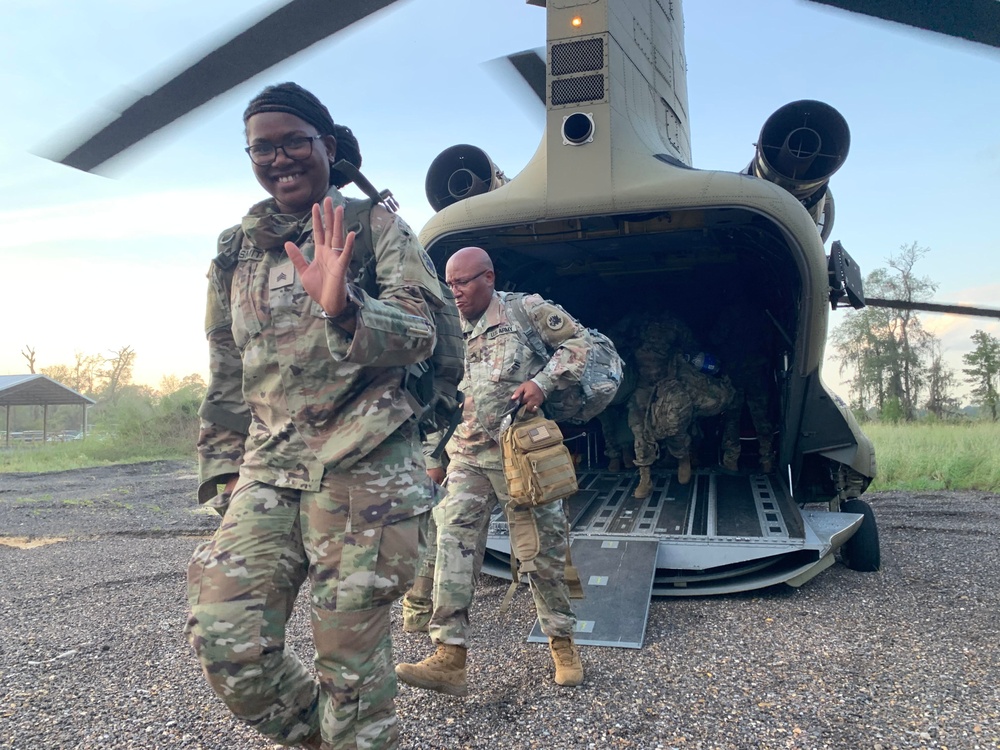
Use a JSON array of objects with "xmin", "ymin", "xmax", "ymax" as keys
[
  {"xmin": 446, "ymin": 291, "xmax": 590, "ymax": 470},
  {"xmin": 197, "ymin": 187, "xmax": 443, "ymax": 502}
]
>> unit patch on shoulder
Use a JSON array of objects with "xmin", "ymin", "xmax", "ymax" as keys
[
  {"xmin": 531, "ymin": 301, "xmax": 577, "ymax": 345},
  {"xmin": 420, "ymin": 249, "xmax": 436, "ymax": 276}
]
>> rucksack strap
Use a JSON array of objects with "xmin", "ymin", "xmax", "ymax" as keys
[
  {"xmin": 331, "ymin": 159, "xmax": 399, "ymax": 213},
  {"xmin": 503, "ymin": 293, "xmax": 550, "ymax": 361},
  {"xmin": 499, "ymin": 507, "xmax": 540, "ymax": 614},
  {"xmin": 213, "ymin": 224, "xmax": 243, "ymax": 270},
  {"xmin": 500, "ymin": 554, "xmax": 521, "ymax": 614},
  {"xmin": 427, "ymin": 390, "xmax": 464, "ymax": 459},
  {"xmin": 341, "ymin": 197, "xmax": 379, "ymax": 297},
  {"xmin": 564, "ymin": 509, "xmax": 584, "ymax": 600}
]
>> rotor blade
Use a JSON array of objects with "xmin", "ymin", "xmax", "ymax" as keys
[
  {"xmin": 481, "ymin": 48, "xmax": 546, "ymax": 125},
  {"xmin": 803, "ymin": 0, "xmax": 1000, "ymax": 50},
  {"xmin": 506, "ymin": 50, "xmax": 547, "ymax": 106},
  {"xmin": 865, "ymin": 298, "xmax": 1000, "ymax": 319},
  {"xmin": 48, "ymin": 0, "xmax": 404, "ymax": 173}
]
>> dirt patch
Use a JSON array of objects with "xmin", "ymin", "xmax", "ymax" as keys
[
  {"xmin": 0, "ymin": 459, "xmax": 216, "ymax": 539},
  {"xmin": 0, "ymin": 536, "xmax": 68, "ymax": 548}
]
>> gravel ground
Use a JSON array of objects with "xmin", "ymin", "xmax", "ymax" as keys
[{"xmin": 1, "ymin": 459, "xmax": 999, "ymax": 750}]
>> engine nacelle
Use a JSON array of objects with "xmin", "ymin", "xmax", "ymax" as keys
[
  {"xmin": 747, "ymin": 100, "xmax": 850, "ymax": 241},
  {"xmin": 425, "ymin": 144, "xmax": 508, "ymax": 212}
]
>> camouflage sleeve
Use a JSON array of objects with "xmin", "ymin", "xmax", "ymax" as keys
[
  {"xmin": 522, "ymin": 293, "xmax": 590, "ymax": 398},
  {"xmin": 329, "ymin": 207, "xmax": 442, "ymax": 367},
  {"xmin": 196, "ymin": 262, "xmax": 249, "ymax": 503},
  {"xmin": 422, "ymin": 429, "xmax": 447, "ymax": 471}
]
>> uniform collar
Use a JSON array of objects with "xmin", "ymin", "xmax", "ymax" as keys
[{"xmin": 463, "ymin": 291, "xmax": 503, "ymax": 338}]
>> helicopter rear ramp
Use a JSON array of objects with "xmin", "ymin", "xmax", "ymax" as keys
[
  {"xmin": 483, "ymin": 468, "xmax": 863, "ymax": 645},
  {"xmin": 528, "ymin": 536, "xmax": 659, "ymax": 648}
]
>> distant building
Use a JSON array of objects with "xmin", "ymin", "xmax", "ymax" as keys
[{"xmin": 0, "ymin": 375, "xmax": 95, "ymax": 448}]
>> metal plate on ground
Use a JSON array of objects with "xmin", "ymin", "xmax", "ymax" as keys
[{"xmin": 527, "ymin": 537, "xmax": 659, "ymax": 649}]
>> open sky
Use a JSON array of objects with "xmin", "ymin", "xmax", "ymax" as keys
[{"xmin": 2, "ymin": 0, "xmax": 998, "ymax": 401}]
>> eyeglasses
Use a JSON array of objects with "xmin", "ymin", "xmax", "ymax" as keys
[
  {"xmin": 245, "ymin": 135, "xmax": 324, "ymax": 166},
  {"xmin": 446, "ymin": 270, "xmax": 488, "ymax": 291}
]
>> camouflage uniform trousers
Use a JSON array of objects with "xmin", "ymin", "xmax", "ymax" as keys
[
  {"xmin": 186, "ymin": 446, "xmax": 427, "ymax": 750},
  {"xmin": 721, "ymin": 371, "xmax": 774, "ymax": 464},
  {"xmin": 596, "ymin": 404, "xmax": 633, "ymax": 463},
  {"xmin": 428, "ymin": 460, "xmax": 576, "ymax": 646},
  {"xmin": 627, "ymin": 383, "xmax": 692, "ymax": 466},
  {"xmin": 400, "ymin": 503, "xmax": 489, "ymax": 628},
  {"xmin": 399, "ymin": 511, "xmax": 439, "ymax": 630}
]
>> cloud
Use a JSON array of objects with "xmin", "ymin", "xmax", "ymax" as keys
[{"xmin": 923, "ymin": 282, "xmax": 1000, "ymax": 345}]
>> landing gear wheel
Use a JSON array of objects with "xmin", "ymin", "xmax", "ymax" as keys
[{"xmin": 840, "ymin": 498, "xmax": 880, "ymax": 572}]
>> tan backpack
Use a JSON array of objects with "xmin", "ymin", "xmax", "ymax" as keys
[{"xmin": 501, "ymin": 408, "xmax": 579, "ymax": 508}]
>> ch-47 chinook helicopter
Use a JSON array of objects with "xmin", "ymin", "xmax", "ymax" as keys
[{"xmin": 47, "ymin": 0, "xmax": 1000, "ymax": 648}]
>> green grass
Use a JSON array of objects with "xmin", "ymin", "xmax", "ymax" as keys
[
  {"xmin": 3, "ymin": 422, "xmax": 997, "ymax": 493},
  {"xmin": 14, "ymin": 494, "xmax": 53, "ymax": 504},
  {"xmin": 0, "ymin": 437, "xmax": 193, "ymax": 473},
  {"xmin": 865, "ymin": 422, "xmax": 1000, "ymax": 492}
]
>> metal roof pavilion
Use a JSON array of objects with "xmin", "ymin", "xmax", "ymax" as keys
[{"xmin": 0, "ymin": 374, "xmax": 96, "ymax": 448}]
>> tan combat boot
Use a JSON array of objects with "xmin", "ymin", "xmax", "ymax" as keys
[
  {"xmin": 633, "ymin": 466, "xmax": 653, "ymax": 498},
  {"xmin": 607, "ymin": 457, "xmax": 622, "ymax": 472},
  {"xmin": 677, "ymin": 455, "xmax": 692, "ymax": 485},
  {"xmin": 548, "ymin": 636, "xmax": 584, "ymax": 686},
  {"xmin": 401, "ymin": 575, "xmax": 433, "ymax": 633},
  {"xmin": 395, "ymin": 644, "xmax": 468, "ymax": 697},
  {"xmin": 722, "ymin": 452, "xmax": 739, "ymax": 472}
]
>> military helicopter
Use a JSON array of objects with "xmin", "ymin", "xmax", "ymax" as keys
[{"xmin": 47, "ymin": 0, "xmax": 1000, "ymax": 648}]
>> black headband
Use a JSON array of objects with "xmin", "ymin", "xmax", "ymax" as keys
[{"xmin": 244, "ymin": 83, "xmax": 362, "ymax": 187}]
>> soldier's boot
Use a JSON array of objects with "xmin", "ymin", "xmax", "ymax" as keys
[
  {"xmin": 677, "ymin": 455, "xmax": 692, "ymax": 485},
  {"xmin": 722, "ymin": 450, "xmax": 739, "ymax": 473},
  {"xmin": 298, "ymin": 732, "xmax": 323, "ymax": 750},
  {"xmin": 548, "ymin": 636, "xmax": 584, "ymax": 687},
  {"xmin": 607, "ymin": 457, "xmax": 622, "ymax": 472},
  {"xmin": 633, "ymin": 466, "xmax": 653, "ymax": 498},
  {"xmin": 759, "ymin": 453, "xmax": 774, "ymax": 474},
  {"xmin": 395, "ymin": 644, "xmax": 468, "ymax": 697},
  {"xmin": 401, "ymin": 575, "xmax": 433, "ymax": 633}
]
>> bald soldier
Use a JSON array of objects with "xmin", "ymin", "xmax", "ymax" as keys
[{"xmin": 395, "ymin": 247, "xmax": 589, "ymax": 695}]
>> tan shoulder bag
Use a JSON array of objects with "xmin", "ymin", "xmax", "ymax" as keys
[{"xmin": 501, "ymin": 408, "xmax": 579, "ymax": 508}]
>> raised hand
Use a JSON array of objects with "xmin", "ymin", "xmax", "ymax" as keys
[{"xmin": 284, "ymin": 197, "xmax": 356, "ymax": 317}]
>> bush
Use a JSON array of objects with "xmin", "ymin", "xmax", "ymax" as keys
[{"xmin": 1, "ymin": 384, "xmax": 203, "ymax": 472}]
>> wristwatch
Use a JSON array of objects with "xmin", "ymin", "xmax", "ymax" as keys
[
  {"xmin": 321, "ymin": 286, "xmax": 362, "ymax": 325},
  {"xmin": 321, "ymin": 300, "xmax": 357, "ymax": 324}
]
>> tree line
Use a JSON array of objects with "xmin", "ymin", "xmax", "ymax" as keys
[
  {"xmin": 832, "ymin": 242, "xmax": 999, "ymax": 421},
  {"xmin": 9, "ymin": 244, "xmax": 998, "ymax": 447},
  {"xmin": 8, "ymin": 345, "xmax": 206, "ymax": 451}
]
